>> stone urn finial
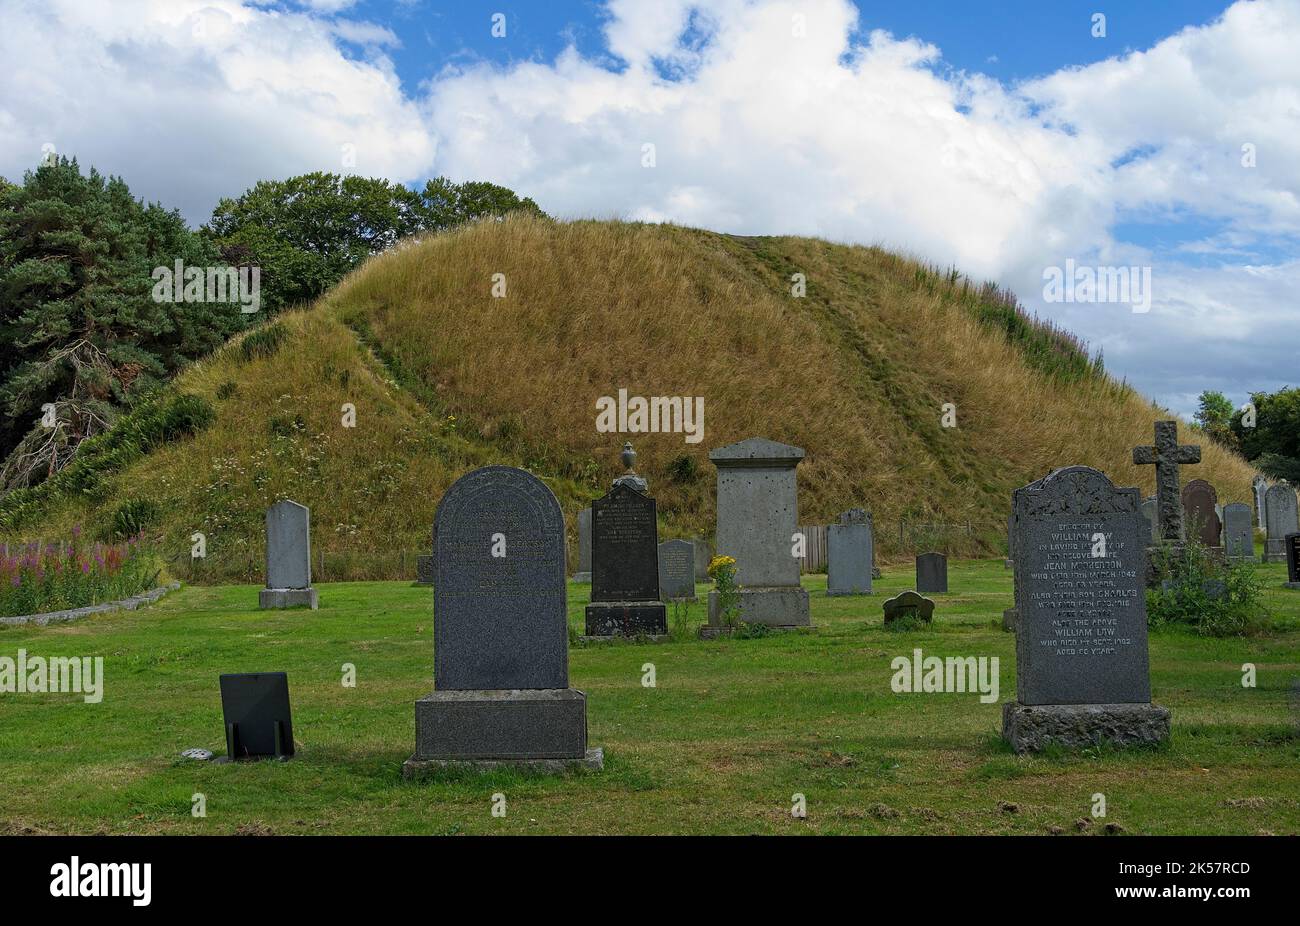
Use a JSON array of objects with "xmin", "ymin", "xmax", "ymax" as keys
[
  {"xmin": 613, "ymin": 441, "xmax": 648, "ymax": 492},
  {"xmin": 621, "ymin": 441, "xmax": 636, "ymax": 472}
]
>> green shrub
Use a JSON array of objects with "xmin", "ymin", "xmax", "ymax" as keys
[
  {"xmin": 1146, "ymin": 539, "xmax": 1270, "ymax": 636},
  {"xmin": 215, "ymin": 380, "xmax": 238, "ymax": 400}
]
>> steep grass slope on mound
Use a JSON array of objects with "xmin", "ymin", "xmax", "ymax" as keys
[{"xmin": 6, "ymin": 216, "xmax": 1258, "ymax": 581}]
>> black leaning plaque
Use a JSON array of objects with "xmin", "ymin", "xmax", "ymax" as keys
[
  {"xmin": 591, "ymin": 482, "xmax": 660, "ymax": 602},
  {"xmin": 219, "ymin": 672, "xmax": 294, "ymax": 759},
  {"xmin": 1287, "ymin": 532, "xmax": 1300, "ymax": 583}
]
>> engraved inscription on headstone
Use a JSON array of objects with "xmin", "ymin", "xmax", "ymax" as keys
[
  {"xmin": 658, "ymin": 539, "xmax": 697, "ymax": 601},
  {"xmin": 1003, "ymin": 466, "xmax": 1169, "ymax": 753},
  {"xmin": 585, "ymin": 481, "xmax": 666, "ymax": 636},
  {"xmin": 1011, "ymin": 466, "xmax": 1150, "ymax": 705}
]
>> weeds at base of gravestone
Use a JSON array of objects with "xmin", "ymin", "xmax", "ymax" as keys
[
  {"xmin": 669, "ymin": 599, "xmax": 693, "ymax": 641},
  {"xmin": 882, "ymin": 615, "xmax": 928, "ymax": 633},
  {"xmin": 1147, "ymin": 537, "xmax": 1271, "ymax": 637}
]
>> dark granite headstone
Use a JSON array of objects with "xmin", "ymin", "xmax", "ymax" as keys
[
  {"xmin": 1003, "ymin": 465, "xmax": 1169, "ymax": 753},
  {"xmin": 433, "ymin": 466, "xmax": 568, "ymax": 690},
  {"xmin": 585, "ymin": 482, "xmax": 666, "ymax": 636},
  {"xmin": 1285, "ymin": 532, "xmax": 1300, "ymax": 589},
  {"xmin": 1181, "ymin": 479, "xmax": 1221, "ymax": 548},
  {"xmin": 658, "ymin": 539, "xmax": 697, "ymax": 601},
  {"xmin": 415, "ymin": 554, "xmax": 435, "ymax": 586},
  {"xmin": 882, "ymin": 590, "xmax": 934, "ymax": 625},
  {"xmin": 407, "ymin": 465, "xmax": 600, "ymax": 774},
  {"xmin": 915, "ymin": 552, "xmax": 947, "ymax": 594}
]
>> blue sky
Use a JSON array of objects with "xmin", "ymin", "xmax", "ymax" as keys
[{"xmin": 1, "ymin": 0, "xmax": 1296, "ymax": 418}]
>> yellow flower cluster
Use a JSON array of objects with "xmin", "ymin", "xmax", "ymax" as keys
[{"xmin": 707, "ymin": 555, "xmax": 737, "ymax": 578}]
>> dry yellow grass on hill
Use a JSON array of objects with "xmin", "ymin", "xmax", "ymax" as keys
[{"xmin": 13, "ymin": 215, "xmax": 1258, "ymax": 580}]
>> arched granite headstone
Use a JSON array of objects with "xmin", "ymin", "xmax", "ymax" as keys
[
  {"xmin": 407, "ymin": 466, "xmax": 601, "ymax": 774},
  {"xmin": 433, "ymin": 465, "xmax": 567, "ymax": 690}
]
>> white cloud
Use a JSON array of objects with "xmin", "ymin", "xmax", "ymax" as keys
[
  {"xmin": 0, "ymin": 0, "xmax": 434, "ymax": 221},
  {"xmin": 0, "ymin": 0, "xmax": 1295, "ymax": 414}
]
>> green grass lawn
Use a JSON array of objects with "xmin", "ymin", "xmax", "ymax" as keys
[{"xmin": 1, "ymin": 558, "xmax": 1298, "ymax": 835}]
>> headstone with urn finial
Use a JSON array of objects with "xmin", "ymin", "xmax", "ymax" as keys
[{"xmin": 584, "ymin": 443, "xmax": 667, "ymax": 637}]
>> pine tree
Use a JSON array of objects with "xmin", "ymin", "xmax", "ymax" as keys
[{"xmin": 0, "ymin": 157, "xmax": 244, "ymax": 489}]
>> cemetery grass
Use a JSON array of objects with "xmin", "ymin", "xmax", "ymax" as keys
[{"xmin": 1, "ymin": 559, "xmax": 1298, "ymax": 836}]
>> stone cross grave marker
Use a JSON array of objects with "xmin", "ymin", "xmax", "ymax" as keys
[{"xmin": 1132, "ymin": 420, "xmax": 1200, "ymax": 543}]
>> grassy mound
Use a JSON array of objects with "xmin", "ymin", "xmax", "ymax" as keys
[{"xmin": 3, "ymin": 215, "xmax": 1259, "ymax": 581}]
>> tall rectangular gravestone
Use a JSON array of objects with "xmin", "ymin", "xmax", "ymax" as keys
[
  {"xmin": 572, "ymin": 507, "xmax": 592, "ymax": 582},
  {"xmin": 1264, "ymin": 483, "xmax": 1299, "ymax": 563},
  {"xmin": 1253, "ymin": 475, "xmax": 1269, "ymax": 531},
  {"xmin": 658, "ymin": 539, "xmax": 697, "ymax": 602},
  {"xmin": 585, "ymin": 483, "xmax": 666, "ymax": 636},
  {"xmin": 1222, "ymin": 502, "xmax": 1253, "ymax": 561},
  {"xmin": 827, "ymin": 508, "xmax": 873, "ymax": 596},
  {"xmin": 259, "ymin": 500, "xmax": 318, "ymax": 609},
  {"xmin": 916, "ymin": 552, "xmax": 947, "ymax": 594},
  {"xmin": 1003, "ymin": 466, "xmax": 1169, "ymax": 753},
  {"xmin": 707, "ymin": 438, "xmax": 810, "ymax": 630},
  {"xmin": 405, "ymin": 465, "xmax": 601, "ymax": 775},
  {"xmin": 1285, "ymin": 533, "xmax": 1300, "ymax": 590}
]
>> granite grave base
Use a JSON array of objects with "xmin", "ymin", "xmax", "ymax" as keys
[
  {"xmin": 404, "ymin": 748, "xmax": 604, "ymax": 777},
  {"xmin": 258, "ymin": 587, "xmax": 318, "ymax": 610},
  {"xmin": 571, "ymin": 571, "xmax": 592, "ymax": 583},
  {"xmin": 584, "ymin": 601, "xmax": 667, "ymax": 637},
  {"xmin": 707, "ymin": 585, "xmax": 810, "ymax": 629},
  {"xmin": 1002, "ymin": 701, "xmax": 1170, "ymax": 754},
  {"xmin": 407, "ymin": 688, "xmax": 593, "ymax": 772}
]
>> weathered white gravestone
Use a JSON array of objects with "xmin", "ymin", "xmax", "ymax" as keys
[
  {"xmin": 1253, "ymin": 475, "xmax": 1269, "ymax": 531},
  {"xmin": 1264, "ymin": 483, "xmax": 1299, "ymax": 563},
  {"xmin": 404, "ymin": 466, "xmax": 602, "ymax": 775},
  {"xmin": 707, "ymin": 438, "xmax": 810, "ymax": 630},
  {"xmin": 259, "ymin": 499, "xmax": 318, "ymax": 609},
  {"xmin": 1002, "ymin": 466, "xmax": 1170, "ymax": 753},
  {"xmin": 827, "ymin": 508, "xmax": 873, "ymax": 596}
]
